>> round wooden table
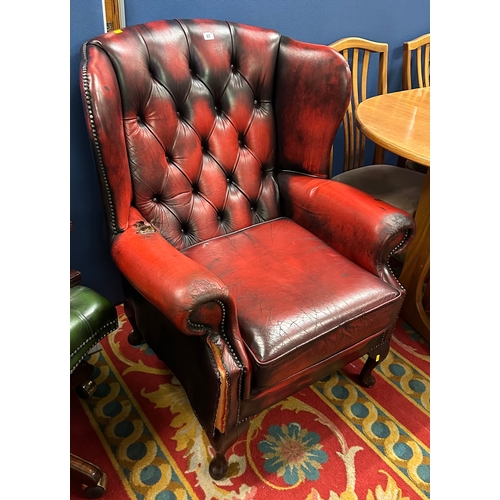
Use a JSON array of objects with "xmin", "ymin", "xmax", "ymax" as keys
[{"xmin": 356, "ymin": 87, "xmax": 430, "ymax": 342}]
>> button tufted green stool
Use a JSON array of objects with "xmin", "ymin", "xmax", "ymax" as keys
[{"xmin": 70, "ymin": 282, "xmax": 118, "ymax": 498}]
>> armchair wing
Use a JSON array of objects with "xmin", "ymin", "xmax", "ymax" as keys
[{"xmin": 278, "ymin": 172, "xmax": 415, "ymax": 285}]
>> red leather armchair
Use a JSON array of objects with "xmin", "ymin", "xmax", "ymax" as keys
[{"xmin": 80, "ymin": 19, "xmax": 415, "ymax": 480}]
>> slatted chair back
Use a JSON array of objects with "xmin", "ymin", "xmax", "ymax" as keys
[
  {"xmin": 329, "ymin": 37, "xmax": 388, "ymax": 172},
  {"xmin": 402, "ymin": 33, "xmax": 430, "ymax": 90}
]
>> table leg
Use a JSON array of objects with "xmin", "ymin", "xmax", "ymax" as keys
[{"xmin": 398, "ymin": 170, "xmax": 430, "ymax": 342}]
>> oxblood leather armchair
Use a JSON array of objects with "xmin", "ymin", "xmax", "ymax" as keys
[{"xmin": 80, "ymin": 19, "xmax": 415, "ymax": 480}]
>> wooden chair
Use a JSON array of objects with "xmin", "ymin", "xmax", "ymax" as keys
[
  {"xmin": 402, "ymin": 33, "xmax": 430, "ymax": 90},
  {"xmin": 330, "ymin": 37, "xmax": 387, "ymax": 172},
  {"xmin": 400, "ymin": 32, "xmax": 431, "ymax": 318},
  {"xmin": 329, "ymin": 37, "xmax": 426, "ymax": 217},
  {"xmin": 401, "ymin": 33, "xmax": 430, "ymax": 172}
]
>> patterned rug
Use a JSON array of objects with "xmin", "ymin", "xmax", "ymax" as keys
[{"xmin": 70, "ymin": 305, "xmax": 430, "ymax": 500}]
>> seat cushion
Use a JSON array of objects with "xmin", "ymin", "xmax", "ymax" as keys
[
  {"xmin": 70, "ymin": 285, "xmax": 118, "ymax": 374},
  {"xmin": 183, "ymin": 217, "xmax": 403, "ymax": 392},
  {"xmin": 333, "ymin": 164, "xmax": 426, "ymax": 216}
]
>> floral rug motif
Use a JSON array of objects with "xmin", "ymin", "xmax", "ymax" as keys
[{"xmin": 70, "ymin": 305, "xmax": 430, "ymax": 500}]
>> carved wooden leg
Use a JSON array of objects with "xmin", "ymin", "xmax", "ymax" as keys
[
  {"xmin": 70, "ymin": 453, "xmax": 107, "ymax": 498},
  {"xmin": 128, "ymin": 327, "xmax": 145, "ymax": 346},
  {"xmin": 208, "ymin": 420, "xmax": 250, "ymax": 480},
  {"xmin": 359, "ymin": 342, "xmax": 390, "ymax": 388},
  {"xmin": 123, "ymin": 299, "xmax": 145, "ymax": 346},
  {"xmin": 209, "ymin": 452, "xmax": 228, "ymax": 481},
  {"xmin": 399, "ymin": 170, "xmax": 430, "ymax": 342},
  {"xmin": 71, "ymin": 361, "xmax": 97, "ymax": 399},
  {"xmin": 75, "ymin": 379, "xmax": 97, "ymax": 399}
]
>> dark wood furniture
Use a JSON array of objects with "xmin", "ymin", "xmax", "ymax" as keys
[
  {"xmin": 70, "ymin": 231, "xmax": 118, "ymax": 497},
  {"xmin": 355, "ymin": 88, "xmax": 430, "ymax": 341},
  {"xmin": 403, "ymin": 33, "xmax": 430, "ymax": 91},
  {"xmin": 329, "ymin": 37, "xmax": 426, "ymax": 218}
]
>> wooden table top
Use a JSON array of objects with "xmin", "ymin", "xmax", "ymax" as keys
[{"xmin": 355, "ymin": 87, "xmax": 430, "ymax": 167}]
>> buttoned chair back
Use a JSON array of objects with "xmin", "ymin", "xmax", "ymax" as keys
[
  {"xmin": 81, "ymin": 19, "xmax": 349, "ymax": 250},
  {"xmin": 329, "ymin": 37, "xmax": 388, "ymax": 172},
  {"xmin": 80, "ymin": 19, "xmax": 415, "ymax": 480}
]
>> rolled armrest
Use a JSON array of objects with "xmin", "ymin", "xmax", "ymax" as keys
[
  {"xmin": 111, "ymin": 208, "xmax": 232, "ymax": 335},
  {"xmin": 113, "ymin": 208, "xmax": 252, "ymax": 431},
  {"xmin": 278, "ymin": 171, "xmax": 415, "ymax": 284}
]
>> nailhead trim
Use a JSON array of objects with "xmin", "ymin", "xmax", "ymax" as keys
[
  {"xmin": 188, "ymin": 299, "xmax": 245, "ymax": 424},
  {"xmin": 369, "ymin": 228, "xmax": 412, "ymax": 355},
  {"xmin": 213, "ymin": 299, "xmax": 245, "ymax": 424},
  {"xmin": 369, "ymin": 336, "xmax": 390, "ymax": 353},
  {"xmin": 187, "ymin": 317, "xmax": 204, "ymax": 330},
  {"xmin": 70, "ymin": 318, "xmax": 118, "ymax": 375},
  {"xmin": 386, "ymin": 229, "xmax": 411, "ymax": 291},
  {"xmin": 81, "ymin": 42, "xmax": 118, "ymax": 235}
]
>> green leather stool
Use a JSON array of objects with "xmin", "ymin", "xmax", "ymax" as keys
[
  {"xmin": 70, "ymin": 285, "xmax": 118, "ymax": 388},
  {"xmin": 70, "ymin": 284, "xmax": 118, "ymax": 498}
]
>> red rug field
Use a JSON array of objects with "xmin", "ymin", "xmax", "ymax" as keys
[{"xmin": 70, "ymin": 305, "xmax": 430, "ymax": 499}]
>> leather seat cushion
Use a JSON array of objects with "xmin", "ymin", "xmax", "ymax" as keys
[
  {"xmin": 183, "ymin": 217, "xmax": 403, "ymax": 392},
  {"xmin": 333, "ymin": 164, "xmax": 426, "ymax": 216},
  {"xmin": 70, "ymin": 285, "xmax": 118, "ymax": 374}
]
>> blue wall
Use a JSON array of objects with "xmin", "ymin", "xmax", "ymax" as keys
[
  {"xmin": 70, "ymin": 0, "xmax": 430, "ymax": 304},
  {"xmin": 70, "ymin": 1, "xmax": 124, "ymax": 304}
]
